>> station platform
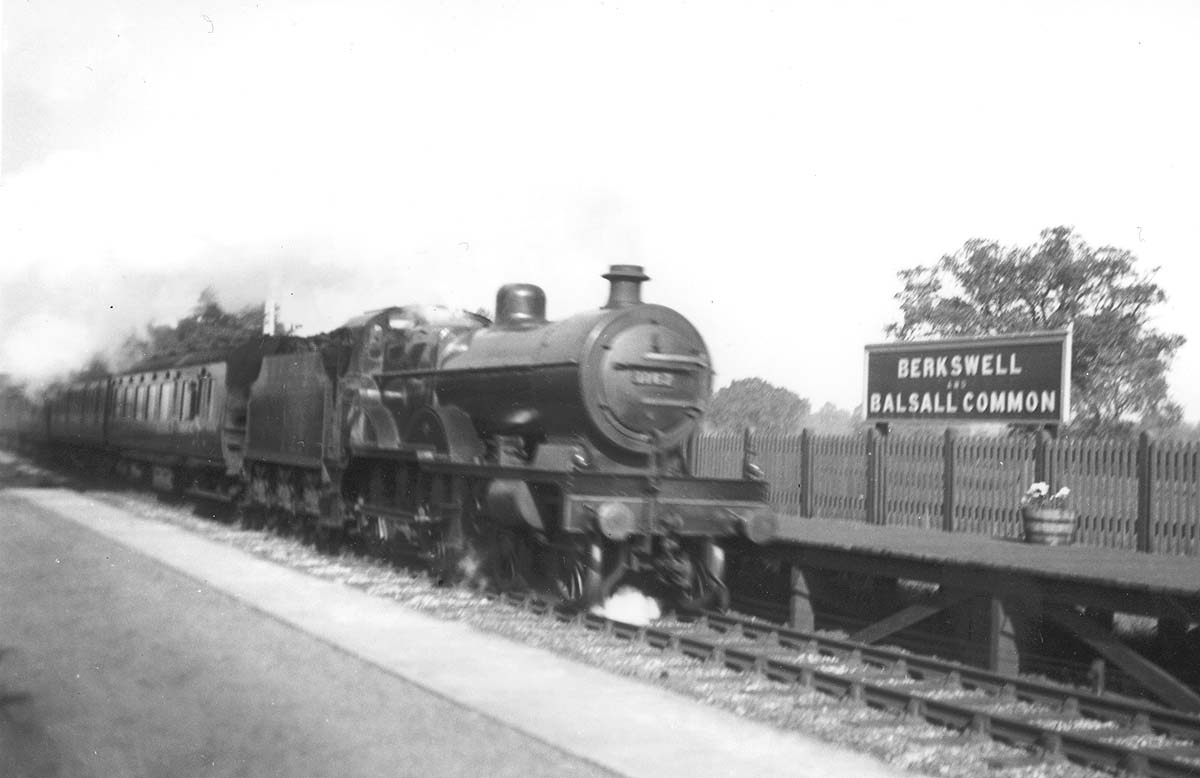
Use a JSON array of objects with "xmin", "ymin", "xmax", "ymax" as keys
[
  {"xmin": 0, "ymin": 488, "xmax": 908, "ymax": 778},
  {"xmin": 769, "ymin": 516, "xmax": 1200, "ymax": 711}
]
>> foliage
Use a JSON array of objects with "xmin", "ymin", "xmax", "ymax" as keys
[
  {"xmin": 888, "ymin": 226, "xmax": 1185, "ymax": 437},
  {"xmin": 804, "ymin": 401, "xmax": 866, "ymax": 435},
  {"xmin": 119, "ymin": 288, "xmax": 269, "ymax": 367},
  {"xmin": 706, "ymin": 377, "xmax": 810, "ymax": 434}
]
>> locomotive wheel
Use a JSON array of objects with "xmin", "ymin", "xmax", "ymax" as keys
[
  {"xmin": 680, "ymin": 540, "xmax": 730, "ymax": 612},
  {"xmin": 551, "ymin": 538, "xmax": 603, "ymax": 609},
  {"xmin": 431, "ymin": 538, "xmax": 469, "ymax": 586},
  {"xmin": 427, "ymin": 476, "xmax": 467, "ymax": 586},
  {"xmin": 491, "ymin": 528, "xmax": 533, "ymax": 593}
]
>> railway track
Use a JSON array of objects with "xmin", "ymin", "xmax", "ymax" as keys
[{"xmin": 503, "ymin": 593, "xmax": 1200, "ymax": 778}]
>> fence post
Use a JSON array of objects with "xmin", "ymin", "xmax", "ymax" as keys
[
  {"xmin": 942, "ymin": 428, "xmax": 956, "ymax": 533},
  {"xmin": 866, "ymin": 425, "xmax": 888, "ymax": 525},
  {"xmin": 741, "ymin": 428, "xmax": 755, "ymax": 479},
  {"xmin": 1137, "ymin": 430, "xmax": 1155, "ymax": 553},
  {"xmin": 865, "ymin": 427, "xmax": 877, "ymax": 524},
  {"xmin": 1033, "ymin": 427, "xmax": 1051, "ymax": 484},
  {"xmin": 799, "ymin": 428, "xmax": 814, "ymax": 518}
]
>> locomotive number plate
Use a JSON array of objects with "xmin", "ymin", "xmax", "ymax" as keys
[{"xmin": 631, "ymin": 370, "xmax": 675, "ymax": 387}]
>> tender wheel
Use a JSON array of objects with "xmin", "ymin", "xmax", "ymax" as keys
[
  {"xmin": 238, "ymin": 504, "xmax": 265, "ymax": 530},
  {"xmin": 314, "ymin": 525, "xmax": 344, "ymax": 554},
  {"xmin": 297, "ymin": 514, "xmax": 318, "ymax": 546},
  {"xmin": 264, "ymin": 506, "xmax": 283, "ymax": 533}
]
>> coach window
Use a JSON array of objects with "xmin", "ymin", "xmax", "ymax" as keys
[
  {"xmin": 198, "ymin": 372, "xmax": 212, "ymax": 419},
  {"xmin": 180, "ymin": 380, "xmax": 195, "ymax": 420},
  {"xmin": 162, "ymin": 380, "xmax": 175, "ymax": 420}
]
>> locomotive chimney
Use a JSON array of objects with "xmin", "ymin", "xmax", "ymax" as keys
[
  {"xmin": 495, "ymin": 283, "xmax": 547, "ymax": 329},
  {"xmin": 602, "ymin": 265, "xmax": 649, "ymax": 309}
]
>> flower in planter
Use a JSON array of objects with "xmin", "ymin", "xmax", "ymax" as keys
[{"xmin": 1021, "ymin": 482, "xmax": 1071, "ymax": 510}]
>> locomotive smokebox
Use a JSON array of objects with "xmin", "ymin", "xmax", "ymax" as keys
[
  {"xmin": 495, "ymin": 283, "xmax": 547, "ymax": 329},
  {"xmin": 602, "ymin": 265, "xmax": 649, "ymax": 309}
]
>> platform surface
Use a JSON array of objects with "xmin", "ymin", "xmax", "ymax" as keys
[
  {"xmin": 774, "ymin": 515, "xmax": 1200, "ymax": 600},
  {"xmin": 2, "ymin": 488, "xmax": 909, "ymax": 778}
]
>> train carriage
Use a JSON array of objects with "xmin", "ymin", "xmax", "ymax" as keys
[{"xmin": 102, "ymin": 359, "xmax": 229, "ymax": 493}]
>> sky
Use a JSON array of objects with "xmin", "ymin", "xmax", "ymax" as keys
[{"xmin": 2, "ymin": 0, "xmax": 1199, "ymax": 421}]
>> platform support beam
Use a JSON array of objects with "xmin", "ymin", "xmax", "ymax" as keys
[
  {"xmin": 850, "ymin": 588, "xmax": 971, "ymax": 645},
  {"xmin": 1044, "ymin": 606, "xmax": 1200, "ymax": 712},
  {"xmin": 789, "ymin": 566, "xmax": 815, "ymax": 632},
  {"xmin": 986, "ymin": 597, "xmax": 1020, "ymax": 676},
  {"xmin": 948, "ymin": 593, "xmax": 1022, "ymax": 675}
]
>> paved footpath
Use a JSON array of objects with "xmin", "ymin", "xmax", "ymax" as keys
[{"xmin": 1, "ymin": 488, "xmax": 910, "ymax": 778}]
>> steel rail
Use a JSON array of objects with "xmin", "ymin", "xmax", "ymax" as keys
[
  {"xmin": 697, "ymin": 610, "xmax": 1200, "ymax": 741},
  {"xmin": 501, "ymin": 593, "xmax": 1200, "ymax": 778}
]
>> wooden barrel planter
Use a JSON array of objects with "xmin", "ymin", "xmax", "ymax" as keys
[{"xmin": 1021, "ymin": 507, "xmax": 1077, "ymax": 546}]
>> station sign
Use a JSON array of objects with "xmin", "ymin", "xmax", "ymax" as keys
[{"xmin": 863, "ymin": 328, "xmax": 1072, "ymax": 425}]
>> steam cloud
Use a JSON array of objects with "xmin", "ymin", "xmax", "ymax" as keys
[{"xmin": 590, "ymin": 586, "xmax": 662, "ymax": 627}]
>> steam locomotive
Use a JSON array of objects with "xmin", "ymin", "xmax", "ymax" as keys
[{"xmin": 19, "ymin": 266, "xmax": 777, "ymax": 607}]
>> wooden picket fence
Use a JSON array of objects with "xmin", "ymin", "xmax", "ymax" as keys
[{"xmin": 693, "ymin": 429, "xmax": 1200, "ymax": 557}]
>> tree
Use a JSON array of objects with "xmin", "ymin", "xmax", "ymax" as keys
[
  {"xmin": 805, "ymin": 401, "xmax": 865, "ymax": 435},
  {"xmin": 706, "ymin": 378, "xmax": 810, "ymax": 434},
  {"xmin": 119, "ymin": 289, "xmax": 268, "ymax": 367},
  {"xmin": 888, "ymin": 226, "xmax": 1185, "ymax": 436}
]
